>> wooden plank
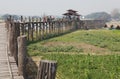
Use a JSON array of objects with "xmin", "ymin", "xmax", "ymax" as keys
[{"xmin": 0, "ymin": 23, "xmax": 24, "ymax": 79}]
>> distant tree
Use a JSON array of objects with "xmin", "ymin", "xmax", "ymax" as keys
[
  {"xmin": 2, "ymin": 14, "xmax": 20, "ymax": 20},
  {"xmin": 111, "ymin": 8, "xmax": 120, "ymax": 20},
  {"xmin": 1, "ymin": 14, "xmax": 10, "ymax": 20},
  {"xmin": 85, "ymin": 12, "xmax": 111, "ymax": 21}
]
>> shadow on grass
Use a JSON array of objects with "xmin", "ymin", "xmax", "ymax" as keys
[{"xmin": 25, "ymin": 54, "xmax": 38, "ymax": 79}]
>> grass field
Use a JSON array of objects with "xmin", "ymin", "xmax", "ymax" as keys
[{"xmin": 27, "ymin": 30, "xmax": 120, "ymax": 79}]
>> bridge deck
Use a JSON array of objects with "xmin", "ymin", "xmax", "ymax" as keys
[{"xmin": 0, "ymin": 23, "xmax": 24, "ymax": 79}]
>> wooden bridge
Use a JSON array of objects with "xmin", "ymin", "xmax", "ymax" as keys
[
  {"xmin": 2, "ymin": 16, "xmax": 83, "ymax": 79},
  {"xmin": 0, "ymin": 23, "xmax": 24, "ymax": 79}
]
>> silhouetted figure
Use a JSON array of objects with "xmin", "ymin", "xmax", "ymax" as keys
[
  {"xmin": 104, "ymin": 24, "xmax": 108, "ymax": 28},
  {"xmin": 116, "ymin": 25, "xmax": 120, "ymax": 30},
  {"xmin": 110, "ymin": 25, "xmax": 114, "ymax": 29}
]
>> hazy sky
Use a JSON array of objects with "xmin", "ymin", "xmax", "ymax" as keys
[{"xmin": 0, "ymin": 0, "xmax": 120, "ymax": 16}]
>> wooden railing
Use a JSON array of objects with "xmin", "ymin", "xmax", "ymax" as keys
[
  {"xmin": 5, "ymin": 15, "xmax": 83, "ymax": 79},
  {"xmin": 6, "ymin": 17, "xmax": 82, "ymax": 41}
]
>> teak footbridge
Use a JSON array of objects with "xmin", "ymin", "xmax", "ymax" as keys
[{"xmin": 0, "ymin": 23, "xmax": 24, "ymax": 79}]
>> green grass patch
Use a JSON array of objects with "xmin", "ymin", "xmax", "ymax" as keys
[
  {"xmin": 33, "ymin": 53, "xmax": 120, "ymax": 79},
  {"xmin": 27, "ymin": 29, "xmax": 120, "ymax": 79},
  {"xmin": 46, "ymin": 30, "xmax": 120, "ymax": 52}
]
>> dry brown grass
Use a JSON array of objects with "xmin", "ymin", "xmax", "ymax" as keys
[{"xmin": 42, "ymin": 41, "xmax": 112, "ymax": 55}]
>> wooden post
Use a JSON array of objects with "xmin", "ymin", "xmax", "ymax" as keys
[
  {"xmin": 21, "ymin": 23, "xmax": 24, "ymax": 35},
  {"xmin": 6, "ymin": 15, "xmax": 20, "ymax": 65},
  {"xmin": 45, "ymin": 22, "xmax": 48, "ymax": 38},
  {"xmin": 8, "ymin": 16, "xmax": 13, "ymax": 56},
  {"xmin": 61, "ymin": 21, "xmax": 64, "ymax": 33},
  {"xmin": 24, "ymin": 24, "xmax": 27, "ymax": 35},
  {"xmin": 53, "ymin": 22, "xmax": 55, "ymax": 34},
  {"xmin": 9, "ymin": 22, "xmax": 16, "ymax": 56},
  {"xmin": 36, "ymin": 23, "xmax": 38, "ymax": 40},
  {"xmin": 27, "ymin": 23, "xmax": 30, "ymax": 41},
  {"xmin": 37, "ymin": 60, "xmax": 57, "ymax": 79},
  {"xmin": 39, "ymin": 22, "xmax": 42, "ymax": 40},
  {"xmin": 14, "ymin": 22, "xmax": 20, "ymax": 65},
  {"xmin": 42, "ymin": 22, "xmax": 45, "ymax": 39},
  {"xmin": 28, "ymin": 17, "xmax": 32, "ymax": 41},
  {"xmin": 21, "ymin": 16, "xmax": 23, "ymax": 22},
  {"xmin": 29, "ymin": 22, "xmax": 34, "ymax": 41},
  {"xmin": 17, "ymin": 35, "xmax": 27, "ymax": 77},
  {"xmin": 44, "ymin": 22, "xmax": 47, "ymax": 39},
  {"xmin": 49, "ymin": 22, "xmax": 51, "ymax": 35}
]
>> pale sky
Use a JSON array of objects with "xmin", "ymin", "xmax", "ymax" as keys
[{"xmin": 0, "ymin": 0, "xmax": 120, "ymax": 16}]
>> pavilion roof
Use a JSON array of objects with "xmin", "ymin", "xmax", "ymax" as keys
[
  {"xmin": 67, "ymin": 9, "xmax": 77, "ymax": 12},
  {"xmin": 63, "ymin": 12, "xmax": 81, "ymax": 16},
  {"xmin": 63, "ymin": 12, "xmax": 73, "ymax": 15}
]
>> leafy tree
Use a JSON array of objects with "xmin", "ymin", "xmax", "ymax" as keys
[{"xmin": 111, "ymin": 8, "xmax": 120, "ymax": 20}]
